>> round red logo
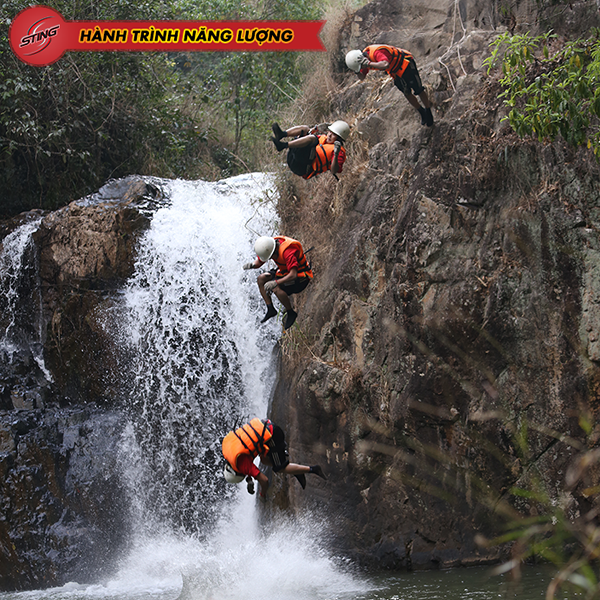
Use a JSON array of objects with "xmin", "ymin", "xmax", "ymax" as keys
[{"xmin": 9, "ymin": 6, "xmax": 67, "ymax": 66}]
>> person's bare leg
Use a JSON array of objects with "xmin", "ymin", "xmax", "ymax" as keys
[
  {"xmin": 418, "ymin": 91, "xmax": 433, "ymax": 125},
  {"xmin": 283, "ymin": 463, "xmax": 326, "ymax": 489},
  {"xmin": 285, "ymin": 125, "xmax": 310, "ymax": 138},
  {"xmin": 287, "ymin": 135, "xmax": 317, "ymax": 149},
  {"xmin": 271, "ymin": 126, "xmax": 314, "ymax": 152},
  {"xmin": 282, "ymin": 463, "xmax": 310, "ymax": 475},
  {"xmin": 405, "ymin": 91, "xmax": 433, "ymax": 126},
  {"xmin": 272, "ymin": 286, "xmax": 292, "ymax": 311},
  {"xmin": 257, "ymin": 272, "xmax": 274, "ymax": 304},
  {"xmin": 283, "ymin": 463, "xmax": 326, "ymax": 478},
  {"xmin": 404, "ymin": 91, "xmax": 421, "ymax": 110},
  {"xmin": 418, "ymin": 89, "xmax": 431, "ymax": 109}
]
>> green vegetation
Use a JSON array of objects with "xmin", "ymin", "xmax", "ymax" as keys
[
  {"xmin": 485, "ymin": 30, "xmax": 600, "ymax": 157},
  {"xmin": 0, "ymin": 0, "xmax": 321, "ymax": 216},
  {"xmin": 172, "ymin": 0, "xmax": 321, "ymax": 169},
  {"xmin": 353, "ymin": 405, "xmax": 600, "ymax": 598}
]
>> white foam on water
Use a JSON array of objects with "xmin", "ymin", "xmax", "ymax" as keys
[
  {"xmin": 90, "ymin": 492, "xmax": 368, "ymax": 600},
  {"xmin": 0, "ymin": 175, "xmax": 369, "ymax": 600},
  {"xmin": 0, "ymin": 176, "xmax": 556, "ymax": 600}
]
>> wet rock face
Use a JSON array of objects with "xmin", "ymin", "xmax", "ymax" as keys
[
  {"xmin": 0, "ymin": 176, "xmax": 163, "ymax": 410},
  {"xmin": 35, "ymin": 176, "xmax": 163, "ymax": 405},
  {"xmin": 273, "ymin": 0, "xmax": 600, "ymax": 571},
  {"xmin": 0, "ymin": 176, "xmax": 165, "ymax": 590},
  {"xmin": 0, "ymin": 409, "xmax": 128, "ymax": 590}
]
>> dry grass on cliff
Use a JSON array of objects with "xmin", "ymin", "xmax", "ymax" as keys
[
  {"xmin": 280, "ymin": 0, "xmax": 356, "ymax": 126},
  {"xmin": 279, "ymin": 320, "xmax": 318, "ymax": 367},
  {"xmin": 271, "ymin": 0, "xmax": 372, "ymax": 255},
  {"xmin": 274, "ymin": 135, "xmax": 367, "ymax": 286},
  {"xmin": 271, "ymin": 2, "xmax": 373, "ymax": 366}
]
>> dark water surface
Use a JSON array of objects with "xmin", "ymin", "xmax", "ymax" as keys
[
  {"xmin": 352, "ymin": 565, "xmax": 576, "ymax": 599},
  {"xmin": 0, "ymin": 176, "xmax": 582, "ymax": 600},
  {"xmin": 0, "ymin": 564, "xmax": 577, "ymax": 600}
]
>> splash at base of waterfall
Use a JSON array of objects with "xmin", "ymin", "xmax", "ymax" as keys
[{"xmin": 107, "ymin": 496, "xmax": 368, "ymax": 600}]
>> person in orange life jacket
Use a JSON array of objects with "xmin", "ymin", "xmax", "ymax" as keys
[
  {"xmin": 242, "ymin": 235, "xmax": 313, "ymax": 331},
  {"xmin": 270, "ymin": 121, "xmax": 349, "ymax": 179},
  {"xmin": 345, "ymin": 46, "xmax": 434, "ymax": 127},
  {"xmin": 222, "ymin": 418, "xmax": 326, "ymax": 498}
]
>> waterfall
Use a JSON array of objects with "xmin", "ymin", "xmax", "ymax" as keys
[
  {"xmin": 0, "ymin": 174, "xmax": 368, "ymax": 600},
  {"xmin": 0, "ymin": 176, "xmax": 564, "ymax": 600},
  {"xmin": 119, "ymin": 174, "xmax": 279, "ymax": 535},
  {"xmin": 0, "ymin": 216, "xmax": 49, "ymax": 379},
  {"xmin": 108, "ymin": 174, "xmax": 368, "ymax": 600}
]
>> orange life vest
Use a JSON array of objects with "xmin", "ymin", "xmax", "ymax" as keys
[
  {"xmin": 304, "ymin": 135, "xmax": 346, "ymax": 180},
  {"xmin": 364, "ymin": 44, "xmax": 413, "ymax": 78},
  {"xmin": 273, "ymin": 236, "xmax": 313, "ymax": 279},
  {"xmin": 222, "ymin": 418, "xmax": 273, "ymax": 472}
]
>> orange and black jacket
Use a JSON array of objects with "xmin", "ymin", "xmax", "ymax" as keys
[
  {"xmin": 272, "ymin": 236, "xmax": 313, "ymax": 279},
  {"xmin": 364, "ymin": 44, "xmax": 413, "ymax": 78},
  {"xmin": 304, "ymin": 134, "xmax": 346, "ymax": 180},
  {"xmin": 222, "ymin": 418, "xmax": 273, "ymax": 470}
]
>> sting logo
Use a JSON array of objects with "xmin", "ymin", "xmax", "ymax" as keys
[
  {"xmin": 19, "ymin": 19, "xmax": 61, "ymax": 53},
  {"xmin": 10, "ymin": 6, "xmax": 67, "ymax": 66}
]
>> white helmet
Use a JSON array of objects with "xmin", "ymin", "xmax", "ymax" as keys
[
  {"xmin": 223, "ymin": 464, "xmax": 244, "ymax": 484},
  {"xmin": 345, "ymin": 50, "xmax": 364, "ymax": 73},
  {"xmin": 254, "ymin": 236, "xmax": 276, "ymax": 262},
  {"xmin": 328, "ymin": 120, "xmax": 350, "ymax": 142}
]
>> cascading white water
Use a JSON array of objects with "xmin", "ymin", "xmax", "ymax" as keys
[
  {"xmin": 0, "ymin": 177, "xmax": 556, "ymax": 600},
  {"xmin": 108, "ymin": 174, "xmax": 369, "ymax": 600},
  {"xmin": 0, "ymin": 216, "xmax": 49, "ymax": 378},
  {"xmin": 0, "ymin": 175, "xmax": 368, "ymax": 600},
  {"xmin": 118, "ymin": 174, "xmax": 279, "ymax": 536}
]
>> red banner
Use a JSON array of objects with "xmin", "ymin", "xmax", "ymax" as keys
[{"xmin": 9, "ymin": 5, "xmax": 325, "ymax": 66}]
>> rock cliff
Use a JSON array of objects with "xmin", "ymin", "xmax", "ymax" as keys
[{"xmin": 269, "ymin": 0, "xmax": 600, "ymax": 570}]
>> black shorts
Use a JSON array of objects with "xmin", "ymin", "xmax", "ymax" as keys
[
  {"xmin": 266, "ymin": 425, "xmax": 289, "ymax": 472},
  {"xmin": 269, "ymin": 269, "xmax": 311, "ymax": 295},
  {"xmin": 286, "ymin": 134, "xmax": 318, "ymax": 177},
  {"xmin": 393, "ymin": 58, "xmax": 425, "ymax": 96}
]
